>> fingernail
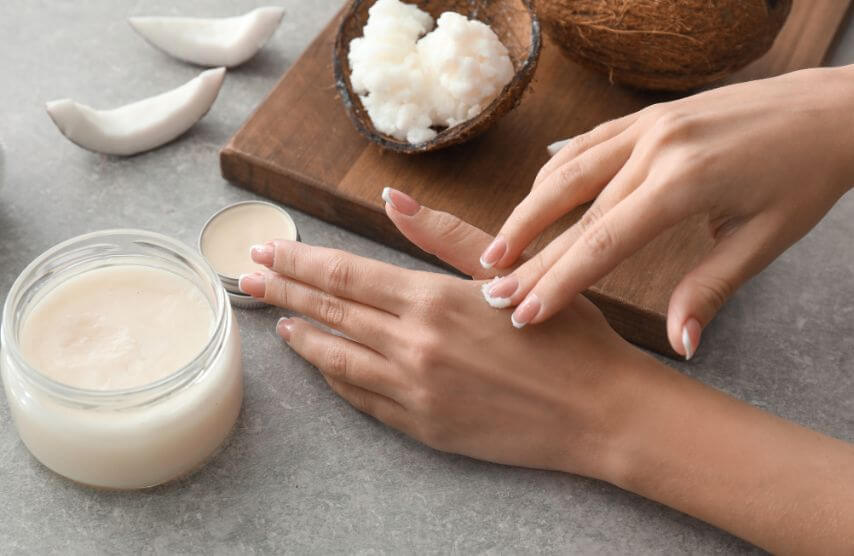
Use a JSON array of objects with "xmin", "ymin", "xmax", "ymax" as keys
[
  {"xmin": 277, "ymin": 317, "xmax": 294, "ymax": 341},
  {"xmin": 547, "ymin": 138, "xmax": 570, "ymax": 157},
  {"xmin": 238, "ymin": 272, "xmax": 266, "ymax": 297},
  {"xmin": 488, "ymin": 275, "xmax": 519, "ymax": 299},
  {"xmin": 682, "ymin": 318, "xmax": 702, "ymax": 360},
  {"xmin": 511, "ymin": 294, "xmax": 541, "ymax": 329},
  {"xmin": 479, "ymin": 236, "xmax": 507, "ymax": 269},
  {"xmin": 382, "ymin": 187, "xmax": 420, "ymax": 216},
  {"xmin": 481, "ymin": 278, "xmax": 512, "ymax": 309},
  {"xmin": 250, "ymin": 242, "xmax": 274, "ymax": 267}
]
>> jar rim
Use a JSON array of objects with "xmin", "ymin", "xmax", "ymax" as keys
[{"xmin": 1, "ymin": 229, "xmax": 229, "ymax": 404}]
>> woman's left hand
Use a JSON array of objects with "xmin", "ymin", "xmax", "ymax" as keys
[
  {"xmin": 237, "ymin": 191, "xmax": 639, "ymax": 478},
  {"xmin": 239, "ymin": 191, "xmax": 854, "ymax": 554}
]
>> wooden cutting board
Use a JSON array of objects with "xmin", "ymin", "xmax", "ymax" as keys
[{"xmin": 221, "ymin": 1, "xmax": 851, "ymax": 356}]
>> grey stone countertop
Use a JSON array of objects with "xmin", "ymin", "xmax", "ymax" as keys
[{"xmin": 1, "ymin": 2, "xmax": 852, "ymax": 554}]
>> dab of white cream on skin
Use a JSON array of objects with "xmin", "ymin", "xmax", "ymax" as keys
[
  {"xmin": 348, "ymin": 0, "xmax": 515, "ymax": 144},
  {"xmin": 481, "ymin": 277, "xmax": 513, "ymax": 309},
  {"xmin": 128, "ymin": 7, "xmax": 285, "ymax": 68},
  {"xmin": 45, "ymin": 67, "xmax": 225, "ymax": 156},
  {"xmin": 18, "ymin": 265, "xmax": 214, "ymax": 391},
  {"xmin": 201, "ymin": 202, "xmax": 297, "ymax": 279}
]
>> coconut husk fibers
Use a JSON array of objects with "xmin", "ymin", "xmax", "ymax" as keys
[
  {"xmin": 539, "ymin": 0, "xmax": 792, "ymax": 91},
  {"xmin": 334, "ymin": 0, "xmax": 541, "ymax": 154}
]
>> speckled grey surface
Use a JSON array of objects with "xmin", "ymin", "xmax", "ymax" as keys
[{"xmin": 0, "ymin": 2, "xmax": 852, "ymax": 554}]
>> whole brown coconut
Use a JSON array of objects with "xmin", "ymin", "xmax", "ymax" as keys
[
  {"xmin": 334, "ymin": 0, "xmax": 541, "ymax": 154},
  {"xmin": 539, "ymin": 0, "xmax": 792, "ymax": 91}
]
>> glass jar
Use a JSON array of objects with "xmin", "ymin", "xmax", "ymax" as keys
[{"xmin": 1, "ymin": 230, "xmax": 243, "ymax": 489}]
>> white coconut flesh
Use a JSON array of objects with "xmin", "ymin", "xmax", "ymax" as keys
[
  {"xmin": 348, "ymin": 0, "xmax": 515, "ymax": 145},
  {"xmin": 46, "ymin": 67, "xmax": 226, "ymax": 156},
  {"xmin": 128, "ymin": 7, "xmax": 285, "ymax": 68}
]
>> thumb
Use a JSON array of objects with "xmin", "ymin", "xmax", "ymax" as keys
[
  {"xmin": 667, "ymin": 213, "xmax": 785, "ymax": 360},
  {"xmin": 382, "ymin": 187, "xmax": 501, "ymax": 279}
]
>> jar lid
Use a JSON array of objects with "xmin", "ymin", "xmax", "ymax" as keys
[{"xmin": 198, "ymin": 200, "xmax": 299, "ymax": 310}]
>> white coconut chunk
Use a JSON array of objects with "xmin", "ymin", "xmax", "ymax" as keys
[
  {"xmin": 348, "ymin": 0, "xmax": 514, "ymax": 145},
  {"xmin": 46, "ymin": 67, "xmax": 226, "ymax": 156},
  {"xmin": 481, "ymin": 277, "xmax": 513, "ymax": 309},
  {"xmin": 128, "ymin": 7, "xmax": 285, "ymax": 68}
]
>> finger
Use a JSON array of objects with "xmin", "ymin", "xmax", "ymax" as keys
[
  {"xmin": 482, "ymin": 155, "xmax": 647, "ymax": 307},
  {"xmin": 383, "ymin": 187, "xmax": 519, "ymax": 279},
  {"xmin": 667, "ymin": 212, "xmax": 787, "ymax": 360},
  {"xmin": 513, "ymin": 183, "xmax": 685, "ymax": 328},
  {"xmin": 240, "ymin": 271, "xmax": 395, "ymax": 349},
  {"xmin": 486, "ymin": 133, "xmax": 635, "ymax": 269},
  {"xmin": 250, "ymin": 240, "xmax": 409, "ymax": 314},
  {"xmin": 324, "ymin": 375, "xmax": 414, "ymax": 436},
  {"xmin": 277, "ymin": 317, "xmax": 404, "ymax": 401},
  {"xmin": 535, "ymin": 112, "xmax": 639, "ymax": 187}
]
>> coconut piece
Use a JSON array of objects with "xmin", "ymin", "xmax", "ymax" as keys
[
  {"xmin": 334, "ymin": 0, "xmax": 541, "ymax": 154},
  {"xmin": 128, "ymin": 7, "xmax": 285, "ymax": 68},
  {"xmin": 539, "ymin": 0, "xmax": 792, "ymax": 91},
  {"xmin": 46, "ymin": 67, "xmax": 226, "ymax": 156}
]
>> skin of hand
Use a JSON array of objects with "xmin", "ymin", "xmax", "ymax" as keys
[
  {"xmin": 478, "ymin": 64, "xmax": 854, "ymax": 358},
  {"xmin": 238, "ymin": 189, "xmax": 854, "ymax": 554}
]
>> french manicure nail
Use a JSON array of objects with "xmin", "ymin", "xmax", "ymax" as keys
[
  {"xmin": 682, "ymin": 318, "xmax": 702, "ymax": 360},
  {"xmin": 488, "ymin": 275, "xmax": 519, "ymax": 299},
  {"xmin": 381, "ymin": 187, "xmax": 421, "ymax": 216},
  {"xmin": 481, "ymin": 278, "xmax": 512, "ymax": 309},
  {"xmin": 511, "ymin": 294, "xmax": 541, "ymax": 329},
  {"xmin": 277, "ymin": 317, "xmax": 294, "ymax": 341},
  {"xmin": 250, "ymin": 242, "xmax": 274, "ymax": 266},
  {"xmin": 238, "ymin": 272, "xmax": 266, "ymax": 298},
  {"xmin": 480, "ymin": 236, "xmax": 508, "ymax": 269}
]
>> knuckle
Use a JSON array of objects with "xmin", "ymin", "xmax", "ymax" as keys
[
  {"xmin": 578, "ymin": 205, "xmax": 603, "ymax": 236},
  {"xmin": 568, "ymin": 131, "xmax": 590, "ymax": 153},
  {"xmin": 649, "ymin": 110, "xmax": 693, "ymax": 147},
  {"xmin": 556, "ymin": 161, "xmax": 585, "ymax": 188},
  {"xmin": 285, "ymin": 241, "xmax": 308, "ymax": 276},
  {"xmin": 432, "ymin": 212, "xmax": 468, "ymax": 248},
  {"xmin": 323, "ymin": 253, "xmax": 353, "ymax": 293},
  {"xmin": 579, "ymin": 207, "xmax": 614, "ymax": 255},
  {"xmin": 324, "ymin": 344, "xmax": 351, "ymax": 381},
  {"xmin": 409, "ymin": 385, "xmax": 438, "ymax": 414},
  {"xmin": 317, "ymin": 292, "xmax": 347, "ymax": 327},
  {"xmin": 410, "ymin": 335, "xmax": 441, "ymax": 374},
  {"xmin": 689, "ymin": 274, "xmax": 732, "ymax": 312}
]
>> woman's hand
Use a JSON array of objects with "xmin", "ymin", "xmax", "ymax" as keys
[
  {"xmin": 241, "ymin": 194, "xmax": 854, "ymax": 553},
  {"xmin": 479, "ymin": 65, "xmax": 854, "ymax": 357},
  {"xmin": 238, "ymin": 201, "xmax": 636, "ymax": 478}
]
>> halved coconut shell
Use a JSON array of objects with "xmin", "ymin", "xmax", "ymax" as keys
[
  {"xmin": 334, "ymin": 0, "xmax": 541, "ymax": 154},
  {"xmin": 538, "ymin": 0, "xmax": 792, "ymax": 92}
]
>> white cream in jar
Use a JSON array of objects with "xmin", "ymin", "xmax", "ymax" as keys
[
  {"xmin": 20, "ymin": 265, "xmax": 213, "ymax": 391},
  {"xmin": 1, "ymin": 230, "xmax": 243, "ymax": 489}
]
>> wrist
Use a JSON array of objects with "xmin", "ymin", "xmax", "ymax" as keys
[
  {"xmin": 562, "ymin": 343, "xmax": 680, "ymax": 484},
  {"xmin": 590, "ymin": 348, "xmax": 686, "ymax": 488}
]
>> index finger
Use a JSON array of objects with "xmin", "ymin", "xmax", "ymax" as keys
[
  {"xmin": 523, "ymin": 183, "xmax": 683, "ymax": 326},
  {"xmin": 264, "ymin": 240, "xmax": 412, "ymax": 314}
]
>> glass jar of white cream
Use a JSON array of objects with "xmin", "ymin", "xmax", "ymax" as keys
[{"xmin": 0, "ymin": 230, "xmax": 243, "ymax": 489}]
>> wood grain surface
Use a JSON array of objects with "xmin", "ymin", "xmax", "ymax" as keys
[{"xmin": 221, "ymin": 1, "xmax": 852, "ymax": 356}]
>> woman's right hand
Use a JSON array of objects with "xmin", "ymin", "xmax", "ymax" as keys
[{"xmin": 478, "ymin": 65, "xmax": 854, "ymax": 357}]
